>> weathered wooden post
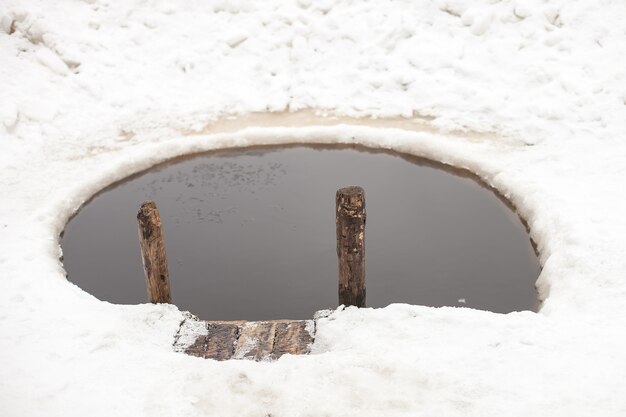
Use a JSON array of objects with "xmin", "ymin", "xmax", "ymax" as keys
[
  {"xmin": 336, "ymin": 186, "xmax": 366, "ymax": 307},
  {"xmin": 137, "ymin": 201, "xmax": 171, "ymax": 303}
]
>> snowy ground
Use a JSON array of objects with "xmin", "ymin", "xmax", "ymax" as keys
[{"xmin": 2, "ymin": 0, "xmax": 626, "ymax": 416}]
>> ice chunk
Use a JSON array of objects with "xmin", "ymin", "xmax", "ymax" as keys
[
  {"xmin": 225, "ymin": 32, "xmax": 248, "ymax": 48},
  {"xmin": 0, "ymin": 14, "xmax": 13, "ymax": 34},
  {"xmin": 35, "ymin": 47, "xmax": 69, "ymax": 75},
  {"xmin": 470, "ymin": 13, "xmax": 492, "ymax": 36},
  {"xmin": 514, "ymin": 5, "xmax": 531, "ymax": 19}
]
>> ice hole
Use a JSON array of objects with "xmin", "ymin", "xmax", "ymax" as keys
[{"xmin": 62, "ymin": 145, "xmax": 540, "ymax": 320}]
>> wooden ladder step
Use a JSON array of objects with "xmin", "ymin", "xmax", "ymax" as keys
[{"xmin": 175, "ymin": 317, "xmax": 314, "ymax": 361}]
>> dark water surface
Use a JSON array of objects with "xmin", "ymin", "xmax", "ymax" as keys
[{"xmin": 62, "ymin": 145, "xmax": 540, "ymax": 320}]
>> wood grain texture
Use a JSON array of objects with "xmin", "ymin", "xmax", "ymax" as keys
[
  {"xmin": 184, "ymin": 335, "xmax": 209, "ymax": 358},
  {"xmin": 179, "ymin": 319, "xmax": 315, "ymax": 361},
  {"xmin": 206, "ymin": 322, "xmax": 241, "ymax": 360},
  {"xmin": 336, "ymin": 186, "xmax": 366, "ymax": 307},
  {"xmin": 272, "ymin": 321, "xmax": 314, "ymax": 358},
  {"xmin": 137, "ymin": 201, "xmax": 171, "ymax": 304},
  {"xmin": 234, "ymin": 321, "xmax": 277, "ymax": 361}
]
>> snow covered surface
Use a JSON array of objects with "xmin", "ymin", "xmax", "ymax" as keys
[{"xmin": 2, "ymin": 0, "xmax": 626, "ymax": 415}]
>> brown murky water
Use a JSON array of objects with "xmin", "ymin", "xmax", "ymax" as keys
[{"xmin": 62, "ymin": 145, "xmax": 540, "ymax": 320}]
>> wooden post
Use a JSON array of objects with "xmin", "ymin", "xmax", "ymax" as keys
[
  {"xmin": 137, "ymin": 201, "xmax": 171, "ymax": 303},
  {"xmin": 336, "ymin": 186, "xmax": 366, "ymax": 307}
]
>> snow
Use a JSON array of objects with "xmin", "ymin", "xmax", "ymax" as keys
[{"xmin": 1, "ymin": 0, "xmax": 626, "ymax": 416}]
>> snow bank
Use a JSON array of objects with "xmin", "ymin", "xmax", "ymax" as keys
[{"xmin": 1, "ymin": 0, "xmax": 626, "ymax": 416}]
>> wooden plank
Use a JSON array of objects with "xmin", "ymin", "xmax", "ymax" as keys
[
  {"xmin": 233, "ymin": 321, "xmax": 277, "ymax": 361},
  {"xmin": 206, "ymin": 322, "xmax": 241, "ymax": 361},
  {"xmin": 173, "ymin": 313, "xmax": 209, "ymax": 355},
  {"xmin": 271, "ymin": 320, "xmax": 314, "ymax": 359},
  {"xmin": 177, "ymin": 319, "xmax": 316, "ymax": 361},
  {"xmin": 184, "ymin": 335, "xmax": 208, "ymax": 358}
]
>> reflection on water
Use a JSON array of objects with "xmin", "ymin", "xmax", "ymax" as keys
[
  {"xmin": 142, "ymin": 161, "xmax": 287, "ymax": 224},
  {"xmin": 62, "ymin": 145, "xmax": 540, "ymax": 320}
]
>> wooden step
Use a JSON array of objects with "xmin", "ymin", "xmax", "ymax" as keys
[{"xmin": 174, "ymin": 315, "xmax": 315, "ymax": 361}]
